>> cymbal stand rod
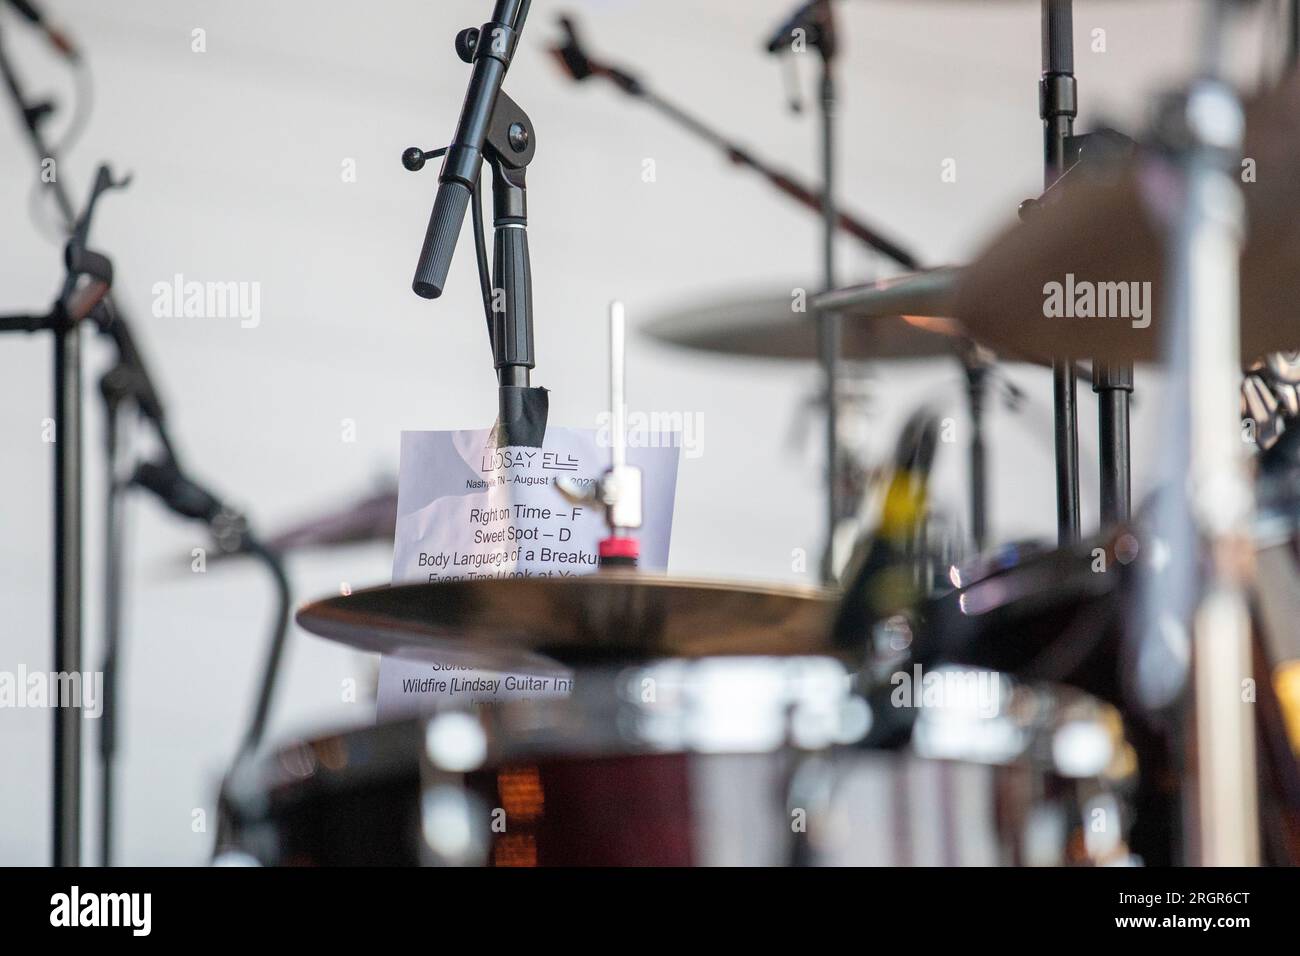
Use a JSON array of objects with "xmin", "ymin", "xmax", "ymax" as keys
[
  {"xmin": 1041, "ymin": 0, "xmax": 1082, "ymax": 545},
  {"xmin": 964, "ymin": 352, "xmax": 991, "ymax": 552},
  {"xmin": 1094, "ymin": 363, "xmax": 1133, "ymax": 526},
  {"xmin": 817, "ymin": 23, "xmax": 841, "ymax": 582},
  {"xmin": 610, "ymin": 301, "xmax": 627, "ymax": 480},
  {"xmin": 597, "ymin": 301, "xmax": 642, "ymax": 568},
  {"xmin": 1127, "ymin": 2, "xmax": 1259, "ymax": 865},
  {"xmin": 1183, "ymin": 0, "xmax": 1258, "ymax": 868}
]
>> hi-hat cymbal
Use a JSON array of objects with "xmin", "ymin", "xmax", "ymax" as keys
[
  {"xmin": 953, "ymin": 72, "xmax": 1300, "ymax": 364},
  {"xmin": 296, "ymin": 575, "xmax": 839, "ymax": 668},
  {"xmin": 643, "ymin": 272, "xmax": 970, "ymax": 362}
]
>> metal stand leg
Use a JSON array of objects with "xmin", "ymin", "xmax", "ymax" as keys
[{"xmin": 53, "ymin": 322, "xmax": 83, "ymax": 868}]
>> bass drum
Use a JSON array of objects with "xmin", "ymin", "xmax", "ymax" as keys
[
  {"xmin": 218, "ymin": 656, "xmax": 867, "ymax": 866},
  {"xmin": 217, "ymin": 659, "xmax": 1134, "ymax": 866}
]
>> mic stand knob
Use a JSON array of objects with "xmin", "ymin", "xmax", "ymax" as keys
[
  {"xmin": 210, "ymin": 508, "xmax": 251, "ymax": 555},
  {"xmin": 401, "ymin": 145, "xmax": 447, "ymax": 172},
  {"xmin": 455, "ymin": 27, "xmax": 480, "ymax": 64}
]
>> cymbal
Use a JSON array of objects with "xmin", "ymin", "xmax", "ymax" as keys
[
  {"xmin": 954, "ymin": 72, "xmax": 1300, "ymax": 364},
  {"xmin": 812, "ymin": 265, "xmax": 961, "ymax": 324},
  {"xmin": 180, "ymin": 485, "xmax": 397, "ymax": 572},
  {"xmin": 643, "ymin": 273, "xmax": 970, "ymax": 362},
  {"xmin": 296, "ymin": 574, "xmax": 839, "ymax": 668},
  {"xmin": 265, "ymin": 486, "xmax": 397, "ymax": 553}
]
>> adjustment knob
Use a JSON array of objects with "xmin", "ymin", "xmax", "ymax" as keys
[
  {"xmin": 455, "ymin": 27, "xmax": 479, "ymax": 63},
  {"xmin": 401, "ymin": 146, "xmax": 426, "ymax": 171},
  {"xmin": 401, "ymin": 146, "xmax": 447, "ymax": 172}
]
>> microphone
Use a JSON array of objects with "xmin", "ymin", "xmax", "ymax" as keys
[
  {"xmin": 412, "ymin": 0, "xmax": 530, "ymax": 299},
  {"xmin": 132, "ymin": 457, "xmax": 256, "ymax": 556},
  {"xmin": 131, "ymin": 459, "xmax": 226, "ymax": 524},
  {"xmin": 5, "ymin": 0, "xmax": 80, "ymax": 62},
  {"xmin": 131, "ymin": 457, "xmax": 254, "ymax": 554}
]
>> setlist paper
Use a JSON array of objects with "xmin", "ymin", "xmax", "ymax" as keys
[{"xmin": 376, "ymin": 427, "xmax": 679, "ymax": 718}]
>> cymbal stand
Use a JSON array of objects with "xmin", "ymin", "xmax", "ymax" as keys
[
  {"xmin": 814, "ymin": 4, "xmax": 841, "ymax": 582},
  {"xmin": 1142, "ymin": 0, "xmax": 1259, "ymax": 865},
  {"xmin": 1040, "ymin": 0, "xmax": 1083, "ymax": 544}
]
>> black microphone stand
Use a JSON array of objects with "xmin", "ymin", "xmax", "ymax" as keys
[
  {"xmin": 408, "ymin": 0, "xmax": 546, "ymax": 443},
  {"xmin": 1, "ymin": 27, "xmax": 144, "ymax": 866},
  {"xmin": 0, "ymin": 158, "xmax": 121, "ymax": 869},
  {"xmin": 0, "ymin": 20, "xmax": 90, "ymax": 866},
  {"xmin": 3, "ymin": 19, "xmax": 271, "ymax": 866},
  {"xmin": 553, "ymin": 14, "xmax": 917, "ymax": 271},
  {"xmin": 782, "ymin": 1, "xmax": 844, "ymax": 583},
  {"xmin": 768, "ymin": 1, "xmax": 878, "ymax": 581},
  {"xmin": 92, "ymin": 301, "xmax": 169, "ymax": 867},
  {"xmin": 98, "ymin": 350, "xmax": 128, "ymax": 869}
]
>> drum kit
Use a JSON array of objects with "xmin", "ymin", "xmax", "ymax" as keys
[
  {"xmin": 5, "ymin": 0, "xmax": 1297, "ymax": 868},
  {"xmin": 209, "ymin": 1, "xmax": 1300, "ymax": 868}
]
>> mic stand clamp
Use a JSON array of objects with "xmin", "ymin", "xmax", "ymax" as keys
[
  {"xmin": 482, "ymin": 92, "xmax": 539, "ymax": 439},
  {"xmin": 414, "ymin": 96, "xmax": 542, "ymax": 442},
  {"xmin": 482, "ymin": 93, "xmax": 536, "ymax": 370}
]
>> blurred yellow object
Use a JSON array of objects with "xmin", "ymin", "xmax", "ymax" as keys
[
  {"xmin": 880, "ymin": 467, "xmax": 927, "ymax": 541},
  {"xmin": 1275, "ymin": 662, "xmax": 1300, "ymax": 756}
]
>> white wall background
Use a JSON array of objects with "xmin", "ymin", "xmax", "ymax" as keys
[{"xmin": 0, "ymin": 0, "xmax": 1279, "ymax": 865}]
